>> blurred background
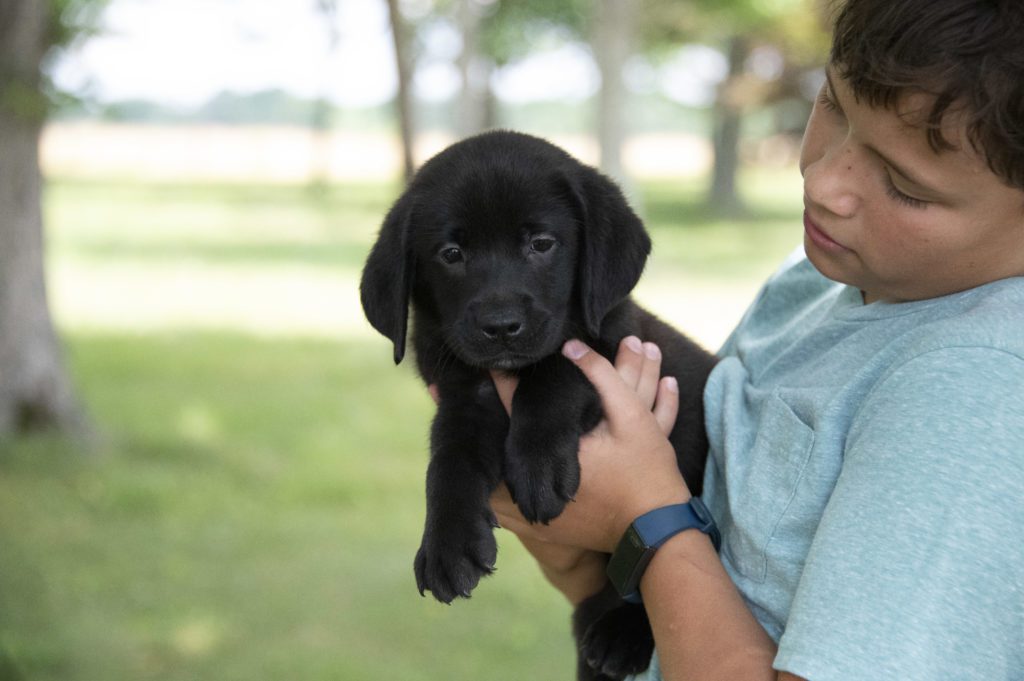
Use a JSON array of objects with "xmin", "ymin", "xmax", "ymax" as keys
[{"xmin": 0, "ymin": 0, "xmax": 829, "ymax": 679}]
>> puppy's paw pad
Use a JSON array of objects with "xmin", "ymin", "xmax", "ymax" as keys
[{"xmin": 581, "ymin": 605, "xmax": 654, "ymax": 678}]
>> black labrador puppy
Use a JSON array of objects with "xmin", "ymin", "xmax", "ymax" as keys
[{"xmin": 360, "ymin": 130, "xmax": 717, "ymax": 680}]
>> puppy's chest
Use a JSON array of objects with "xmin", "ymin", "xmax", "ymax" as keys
[{"xmin": 411, "ymin": 333, "xmax": 496, "ymax": 400}]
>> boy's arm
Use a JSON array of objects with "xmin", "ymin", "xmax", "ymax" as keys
[
  {"xmin": 516, "ymin": 532, "xmax": 608, "ymax": 605},
  {"xmin": 638, "ymin": 530, "xmax": 803, "ymax": 681}
]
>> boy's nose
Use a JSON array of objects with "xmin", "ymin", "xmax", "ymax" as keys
[{"xmin": 803, "ymin": 144, "xmax": 861, "ymax": 219}]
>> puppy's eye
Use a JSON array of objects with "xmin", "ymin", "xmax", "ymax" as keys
[
  {"xmin": 440, "ymin": 247, "xmax": 463, "ymax": 264},
  {"xmin": 530, "ymin": 237, "xmax": 556, "ymax": 254}
]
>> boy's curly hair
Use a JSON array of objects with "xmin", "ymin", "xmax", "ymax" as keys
[{"xmin": 831, "ymin": 0, "xmax": 1024, "ymax": 190}]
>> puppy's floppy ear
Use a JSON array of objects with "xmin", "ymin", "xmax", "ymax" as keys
[
  {"xmin": 360, "ymin": 192, "xmax": 416, "ymax": 364},
  {"xmin": 565, "ymin": 166, "xmax": 651, "ymax": 337}
]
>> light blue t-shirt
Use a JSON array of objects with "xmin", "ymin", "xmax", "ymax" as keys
[{"xmin": 633, "ymin": 250, "xmax": 1024, "ymax": 681}]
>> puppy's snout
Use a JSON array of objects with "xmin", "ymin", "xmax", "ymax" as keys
[{"xmin": 477, "ymin": 311, "xmax": 524, "ymax": 341}]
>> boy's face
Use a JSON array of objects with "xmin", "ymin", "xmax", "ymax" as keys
[{"xmin": 799, "ymin": 67, "xmax": 1024, "ymax": 304}]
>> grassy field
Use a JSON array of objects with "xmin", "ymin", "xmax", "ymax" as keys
[{"xmin": 0, "ymin": 169, "xmax": 803, "ymax": 681}]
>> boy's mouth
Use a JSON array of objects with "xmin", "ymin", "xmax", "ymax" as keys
[{"xmin": 803, "ymin": 211, "xmax": 851, "ymax": 253}]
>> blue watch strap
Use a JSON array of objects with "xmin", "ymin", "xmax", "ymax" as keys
[
  {"xmin": 607, "ymin": 497, "xmax": 721, "ymax": 603},
  {"xmin": 634, "ymin": 499, "xmax": 721, "ymax": 552}
]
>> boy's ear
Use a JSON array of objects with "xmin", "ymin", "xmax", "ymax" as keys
[
  {"xmin": 360, "ymin": 193, "xmax": 416, "ymax": 364},
  {"xmin": 564, "ymin": 166, "xmax": 651, "ymax": 337}
]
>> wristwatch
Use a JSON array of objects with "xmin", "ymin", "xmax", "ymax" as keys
[{"xmin": 607, "ymin": 497, "xmax": 722, "ymax": 603}]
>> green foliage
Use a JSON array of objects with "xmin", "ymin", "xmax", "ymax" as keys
[
  {"xmin": 40, "ymin": 0, "xmax": 108, "ymax": 111},
  {"xmin": 48, "ymin": 0, "xmax": 108, "ymax": 48},
  {"xmin": 641, "ymin": 0, "xmax": 829, "ymax": 63},
  {"xmin": 0, "ymin": 0, "xmax": 109, "ymax": 122},
  {"xmin": 481, "ymin": 0, "xmax": 590, "ymax": 65}
]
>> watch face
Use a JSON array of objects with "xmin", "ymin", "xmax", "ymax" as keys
[
  {"xmin": 607, "ymin": 525, "xmax": 650, "ymax": 598},
  {"xmin": 607, "ymin": 500, "xmax": 723, "ymax": 599},
  {"xmin": 624, "ymin": 525, "xmax": 646, "ymax": 551}
]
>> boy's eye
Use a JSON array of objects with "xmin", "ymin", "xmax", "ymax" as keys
[{"xmin": 884, "ymin": 174, "xmax": 930, "ymax": 210}]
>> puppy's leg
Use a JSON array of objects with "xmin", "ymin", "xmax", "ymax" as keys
[
  {"xmin": 414, "ymin": 380, "xmax": 507, "ymax": 603},
  {"xmin": 503, "ymin": 355, "xmax": 599, "ymax": 524},
  {"xmin": 574, "ymin": 585, "xmax": 654, "ymax": 679}
]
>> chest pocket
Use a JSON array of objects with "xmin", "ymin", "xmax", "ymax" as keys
[{"xmin": 723, "ymin": 392, "xmax": 816, "ymax": 584}]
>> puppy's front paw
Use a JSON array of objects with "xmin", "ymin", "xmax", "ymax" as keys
[
  {"xmin": 504, "ymin": 425, "xmax": 581, "ymax": 524},
  {"xmin": 414, "ymin": 510, "xmax": 498, "ymax": 603},
  {"xmin": 580, "ymin": 602, "xmax": 654, "ymax": 679}
]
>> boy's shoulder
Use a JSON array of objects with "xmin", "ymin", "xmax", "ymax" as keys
[
  {"xmin": 768, "ymin": 246, "xmax": 1022, "ymax": 327},
  {"xmin": 906, "ymin": 274, "xmax": 1024, "ymax": 360},
  {"xmin": 737, "ymin": 248, "xmax": 1024, "ymax": 359}
]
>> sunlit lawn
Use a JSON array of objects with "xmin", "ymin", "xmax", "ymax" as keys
[{"xmin": 0, "ymin": 168, "xmax": 802, "ymax": 681}]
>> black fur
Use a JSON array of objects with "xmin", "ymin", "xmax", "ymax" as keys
[{"xmin": 360, "ymin": 130, "xmax": 717, "ymax": 680}]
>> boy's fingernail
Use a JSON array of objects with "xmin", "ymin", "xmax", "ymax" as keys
[
  {"xmin": 562, "ymin": 339, "xmax": 589, "ymax": 360},
  {"xmin": 625, "ymin": 336, "xmax": 643, "ymax": 353},
  {"xmin": 665, "ymin": 376, "xmax": 678, "ymax": 393},
  {"xmin": 643, "ymin": 342, "xmax": 661, "ymax": 360}
]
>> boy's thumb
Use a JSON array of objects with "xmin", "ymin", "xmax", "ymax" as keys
[{"xmin": 561, "ymin": 339, "xmax": 591, "ymax": 361}]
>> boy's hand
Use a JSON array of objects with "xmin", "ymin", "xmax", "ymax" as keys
[{"xmin": 491, "ymin": 336, "xmax": 690, "ymax": 555}]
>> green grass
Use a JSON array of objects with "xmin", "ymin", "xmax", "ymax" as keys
[
  {"xmin": 45, "ymin": 180, "xmax": 397, "ymax": 271},
  {"xmin": 0, "ymin": 335, "xmax": 577, "ymax": 681},
  {"xmin": 641, "ymin": 172, "xmax": 804, "ymax": 281},
  {"xmin": 0, "ymin": 168, "xmax": 803, "ymax": 680}
]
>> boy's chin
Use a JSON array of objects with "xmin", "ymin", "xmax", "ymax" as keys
[{"xmin": 804, "ymin": 238, "xmax": 853, "ymax": 283}]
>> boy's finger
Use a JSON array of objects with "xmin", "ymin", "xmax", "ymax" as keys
[
  {"xmin": 562, "ymin": 339, "xmax": 642, "ymax": 431},
  {"xmin": 613, "ymin": 336, "xmax": 646, "ymax": 390},
  {"xmin": 636, "ymin": 342, "xmax": 663, "ymax": 409},
  {"xmin": 653, "ymin": 376, "xmax": 680, "ymax": 435},
  {"xmin": 490, "ymin": 371, "xmax": 518, "ymax": 416}
]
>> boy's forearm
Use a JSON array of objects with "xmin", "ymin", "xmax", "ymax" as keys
[
  {"xmin": 639, "ymin": 531, "xmax": 783, "ymax": 680},
  {"xmin": 536, "ymin": 552, "xmax": 607, "ymax": 605},
  {"xmin": 511, "ymin": 533, "xmax": 608, "ymax": 605},
  {"xmin": 525, "ymin": 529, "xmax": 789, "ymax": 677}
]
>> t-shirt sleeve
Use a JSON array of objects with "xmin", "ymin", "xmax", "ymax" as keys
[{"xmin": 775, "ymin": 347, "xmax": 1024, "ymax": 681}]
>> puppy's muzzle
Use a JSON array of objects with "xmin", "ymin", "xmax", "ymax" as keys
[{"xmin": 457, "ymin": 296, "xmax": 551, "ymax": 368}]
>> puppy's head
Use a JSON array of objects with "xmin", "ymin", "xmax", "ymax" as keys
[{"xmin": 360, "ymin": 130, "xmax": 650, "ymax": 369}]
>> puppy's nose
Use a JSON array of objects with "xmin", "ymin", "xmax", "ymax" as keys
[{"xmin": 478, "ymin": 313, "xmax": 524, "ymax": 341}]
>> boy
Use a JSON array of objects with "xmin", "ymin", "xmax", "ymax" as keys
[{"xmin": 489, "ymin": 0, "xmax": 1024, "ymax": 678}]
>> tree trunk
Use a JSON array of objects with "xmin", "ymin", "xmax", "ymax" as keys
[
  {"xmin": 593, "ymin": 0, "xmax": 633, "ymax": 188},
  {"xmin": 0, "ymin": 0, "xmax": 88, "ymax": 438},
  {"xmin": 385, "ymin": 0, "xmax": 415, "ymax": 183},
  {"xmin": 707, "ymin": 35, "xmax": 750, "ymax": 216},
  {"xmin": 310, "ymin": 0, "xmax": 341, "ymax": 191},
  {"xmin": 455, "ymin": 0, "xmax": 493, "ymax": 138}
]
